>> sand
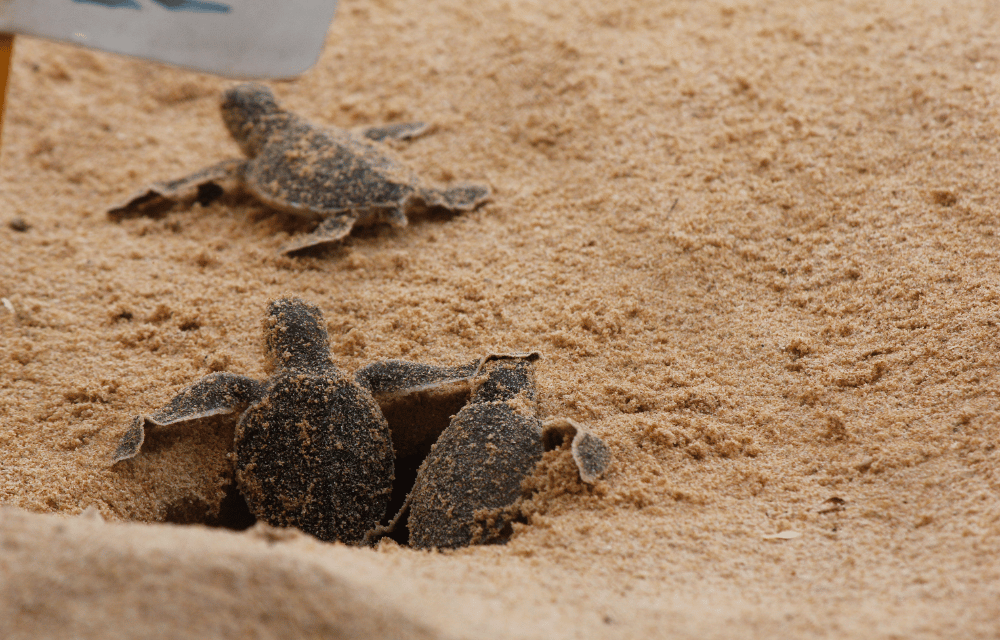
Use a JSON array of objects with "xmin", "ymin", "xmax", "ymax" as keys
[{"xmin": 1, "ymin": 0, "xmax": 999, "ymax": 637}]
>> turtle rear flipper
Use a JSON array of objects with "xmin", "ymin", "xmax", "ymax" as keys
[
  {"xmin": 420, "ymin": 184, "xmax": 491, "ymax": 212},
  {"xmin": 110, "ymin": 372, "xmax": 264, "ymax": 463},
  {"xmin": 108, "ymin": 159, "xmax": 246, "ymax": 220},
  {"xmin": 360, "ymin": 122, "xmax": 431, "ymax": 142},
  {"xmin": 279, "ymin": 212, "xmax": 360, "ymax": 256}
]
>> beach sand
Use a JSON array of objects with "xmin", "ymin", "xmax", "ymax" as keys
[{"xmin": 1, "ymin": 0, "xmax": 999, "ymax": 637}]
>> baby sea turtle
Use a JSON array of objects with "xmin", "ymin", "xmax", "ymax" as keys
[
  {"xmin": 112, "ymin": 297, "xmax": 395, "ymax": 543},
  {"xmin": 109, "ymin": 84, "xmax": 491, "ymax": 255},
  {"xmin": 397, "ymin": 357, "xmax": 611, "ymax": 548},
  {"xmin": 112, "ymin": 298, "xmax": 611, "ymax": 547}
]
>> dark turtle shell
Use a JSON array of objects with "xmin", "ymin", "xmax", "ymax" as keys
[
  {"xmin": 234, "ymin": 371, "xmax": 394, "ymax": 544},
  {"xmin": 244, "ymin": 121, "xmax": 418, "ymax": 222}
]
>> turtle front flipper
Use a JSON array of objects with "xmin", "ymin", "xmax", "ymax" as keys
[
  {"xmin": 110, "ymin": 372, "xmax": 264, "ymax": 463},
  {"xmin": 541, "ymin": 417, "xmax": 612, "ymax": 485},
  {"xmin": 355, "ymin": 359, "xmax": 480, "ymax": 396},
  {"xmin": 279, "ymin": 212, "xmax": 360, "ymax": 256},
  {"xmin": 355, "ymin": 359, "xmax": 481, "ymax": 459},
  {"xmin": 407, "ymin": 355, "xmax": 544, "ymax": 549},
  {"xmin": 108, "ymin": 159, "xmax": 246, "ymax": 220},
  {"xmin": 419, "ymin": 184, "xmax": 491, "ymax": 212},
  {"xmin": 359, "ymin": 122, "xmax": 430, "ymax": 142}
]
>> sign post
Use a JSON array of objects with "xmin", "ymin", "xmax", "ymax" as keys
[{"xmin": 0, "ymin": 34, "xmax": 11, "ymax": 152}]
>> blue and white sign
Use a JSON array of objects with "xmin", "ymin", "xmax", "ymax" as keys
[{"xmin": 0, "ymin": 0, "xmax": 339, "ymax": 78}]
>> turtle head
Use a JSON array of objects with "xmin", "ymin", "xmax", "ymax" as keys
[
  {"xmin": 262, "ymin": 298, "xmax": 334, "ymax": 373},
  {"xmin": 221, "ymin": 83, "xmax": 286, "ymax": 157}
]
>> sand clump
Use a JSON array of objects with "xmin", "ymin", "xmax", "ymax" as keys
[{"xmin": 2, "ymin": 0, "xmax": 1000, "ymax": 637}]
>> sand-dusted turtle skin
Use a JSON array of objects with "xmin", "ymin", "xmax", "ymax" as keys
[
  {"xmin": 112, "ymin": 302, "xmax": 612, "ymax": 547},
  {"xmin": 109, "ymin": 83, "xmax": 491, "ymax": 255}
]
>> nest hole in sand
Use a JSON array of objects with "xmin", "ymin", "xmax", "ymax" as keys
[{"xmin": 155, "ymin": 384, "xmax": 477, "ymax": 544}]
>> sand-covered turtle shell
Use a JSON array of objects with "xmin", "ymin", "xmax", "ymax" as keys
[
  {"xmin": 235, "ymin": 371, "xmax": 394, "ymax": 544},
  {"xmin": 243, "ymin": 119, "xmax": 419, "ymax": 222}
]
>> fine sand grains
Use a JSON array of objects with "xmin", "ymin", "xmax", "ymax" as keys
[{"xmin": 2, "ymin": 0, "xmax": 1000, "ymax": 637}]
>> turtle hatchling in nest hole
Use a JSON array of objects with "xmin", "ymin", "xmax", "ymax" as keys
[
  {"xmin": 109, "ymin": 84, "xmax": 491, "ymax": 255},
  {"xmin": 111, "ymin": 298, "xmax": 611, "ymax": 548}
]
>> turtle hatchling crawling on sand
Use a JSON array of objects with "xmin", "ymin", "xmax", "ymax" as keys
[
  {"xmin": 111, "ymin": 298, "xmax": 611, "ymax": 548},
  {"xmin": 109, "ymin": 84, "xmax": 491, "ymax": 255}
]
